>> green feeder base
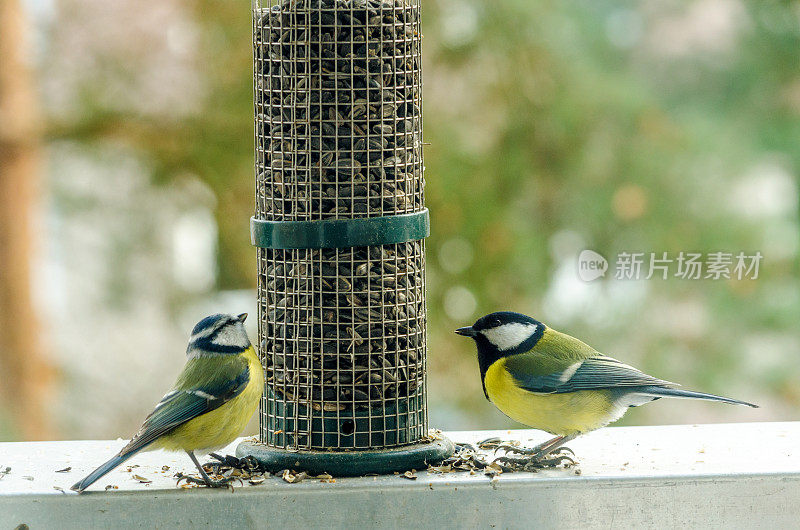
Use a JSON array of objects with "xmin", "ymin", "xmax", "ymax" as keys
[{"xmin": 236, "ymin": 436, "xmax": 455, "ymax": 477}]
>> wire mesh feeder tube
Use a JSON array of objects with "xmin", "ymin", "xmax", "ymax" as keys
[{"xmin": 237, "ymin": 0, "xmax": 453, "ymax": 476}]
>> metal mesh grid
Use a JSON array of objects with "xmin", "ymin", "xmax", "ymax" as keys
[{"xmin": 253, "ymin": 0, "xmax": 426, "ymax": 450}]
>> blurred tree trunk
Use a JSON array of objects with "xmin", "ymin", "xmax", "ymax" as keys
[{"xmin": 0, "ymin": 0, "xmax": 53, "ymax": 439}]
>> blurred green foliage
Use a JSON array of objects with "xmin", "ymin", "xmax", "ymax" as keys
[{"xmin": 50, "ymin": 0, "xmax": 799, "ymax": 430}]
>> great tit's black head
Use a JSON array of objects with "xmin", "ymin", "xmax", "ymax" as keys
[
  {"xmin": 187, "ymin": 313, "xmax": 251, "ymax": 356},
  {"xmin": 456, "ymin": 311, "xmax": 545, "ymax": 352},
  {"xmin": 456, "ymin": 311, "xmax": 546, "ymax": 399}
]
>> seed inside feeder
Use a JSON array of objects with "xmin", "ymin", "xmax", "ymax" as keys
[{"xmin": 254, "ymin": 0, "xmax": 425, "ymax": 446}]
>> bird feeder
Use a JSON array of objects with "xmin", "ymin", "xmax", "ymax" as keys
[{"xmin": 237, "ymin": 0, "xmax": 453, "ymax": 475}]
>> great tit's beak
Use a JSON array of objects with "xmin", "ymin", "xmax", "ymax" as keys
[
  {"xmin": 237, "ymin": 313, "xmax": 248, "ymax": 323},
  {"xmin": 455, "ymin": 326, "xmax": 477, "ymax": 337}
]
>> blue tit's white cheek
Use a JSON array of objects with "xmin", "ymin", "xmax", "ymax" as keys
[
  {"xmin": 190, "ymin": 324, "xmax": 218, "ymax": 342},
  {"xmin": 211, "ymin": 323, "xmax": 250, "ymax": 349},
  {"xmin": 481, "ymin": 323, "xmax": 539, "ymax": 351}
]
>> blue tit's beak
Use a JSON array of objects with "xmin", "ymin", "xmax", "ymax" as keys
[
  {"xmin": 237, "ymin": 313, "xmax": 248, "ymax": 323},
  {"xmin": 455, "ymin": 326, "xmax": 477, "ymax": 337}
]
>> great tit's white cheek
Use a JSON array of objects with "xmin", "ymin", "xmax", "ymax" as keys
[{"xmin": 481, "ymin": 323, "xmax": 538, "ymax": 351}]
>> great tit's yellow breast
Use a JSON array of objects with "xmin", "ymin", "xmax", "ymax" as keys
[
  {"xmin": 484, "ymin": 357, "xmax": 621, "ymax": 436},
  {"xmin": 158, "ymin": 347, "xmax": 264, "ymax": 453}
]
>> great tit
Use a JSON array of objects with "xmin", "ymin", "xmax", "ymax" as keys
[
  {"xmin": 456, "ymin": 311, "xmax": 757, "ymax": 461},
  {"xmin": 71, "ymin": 313, "xmax": 263, "ymax": 492}
]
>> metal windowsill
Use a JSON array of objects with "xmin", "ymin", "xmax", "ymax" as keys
[{"xmin": 1, "ymin": 422, "xmax": 799, "ymax": 528}]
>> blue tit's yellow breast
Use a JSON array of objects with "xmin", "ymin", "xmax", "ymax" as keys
[
  {"xmin": 158, "ymin": 347, "xmax": 264, "ymax": 453},
  {"xmin": 484, "ymin": 357, "xmax": 620, "ymax": 436}
]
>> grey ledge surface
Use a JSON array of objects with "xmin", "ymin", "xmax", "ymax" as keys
[{"xmin": 1, "ymin": 422, "xmax": 799, "ymax": 529}]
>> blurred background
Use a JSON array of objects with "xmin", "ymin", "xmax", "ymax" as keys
[{"xmin": 1, "ymin": 0, "xmax": 798, "ymax": 442}]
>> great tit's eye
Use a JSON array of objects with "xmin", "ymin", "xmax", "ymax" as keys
[{"xmin": 491, "ymin": 318, "xmax": 501, "ymax": 327}]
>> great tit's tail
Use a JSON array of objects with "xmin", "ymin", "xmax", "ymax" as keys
[
  {"xmin": 70, "ymin": 448, "xmax": 143, "ymax": 493},
  {"xmin": 634, "ymin": 386, "xmax": 758, "ymax": 408}
]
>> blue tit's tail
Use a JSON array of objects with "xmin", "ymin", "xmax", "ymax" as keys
[
  {"xmin": 634, "ymin": 386, "xmax": 758, "ymax": 408},
  {"xmin": 70, "ymin": 448, "xmax": 142, "ymax": 493}
]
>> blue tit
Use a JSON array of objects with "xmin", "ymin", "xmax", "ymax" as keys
[
  {"xmin": 71, "ymin": 313, "xmax": 263, "ymax": 492},
  {"xmin": 456, "ymin": 311, "xmax": 757, "ymax": 461}
]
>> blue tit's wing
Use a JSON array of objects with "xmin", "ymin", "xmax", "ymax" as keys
[
  {"xmin": 118, "ymin": 357, "xmax": 250, "ymax": 456},
  {"xmin": 505, "ymin": 353, "xmax": 675, "ymax": 394}
]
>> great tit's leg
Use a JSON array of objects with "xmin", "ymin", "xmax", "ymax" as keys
[
  {"xmin": 495, "ymin": 435, "xmax": 566, "ymax": 456},
  {"xmin": 493, "ymin": 434, "xmax": 579, "ymax": 469},
  {"xmin": 476, "ymin": 437, "xmax": 502, "ymax": 449},
  {"xmin": 537, "ymin": 434, "xmax": 577, "ymax": 459}
]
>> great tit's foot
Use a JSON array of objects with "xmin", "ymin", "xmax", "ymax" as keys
[
  {"xmin": 495, "ymin": 443, "xmax": 576, "ymax": 457},
  {"xmin": 492, "ymin": 451, "xmax": 576, "ymax": 471},
  {"xmin": 554, "ymin": 446, "xmax": 575, "ymax": 457},
  {"xmin": 493, "ymin": 443, "xmax": 536, "ymax": 455},
  {"xmin": 476, "ymin": 437, "xmax": 502, "ymax": 450},
  {"xmin": 453, "ymin": 442, "xmax": 479, "ymax": 454},
  {"xmin": 535, "ymin": 453, "xmax": 576, "ymax": 467}
]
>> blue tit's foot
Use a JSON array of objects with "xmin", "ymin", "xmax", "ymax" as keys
[
  {"xmin": 184, "ymin": 450, "xmax": 241, "ymax": 489},
  {"xmin": 175, "ymin": 472, "xmax": 238, "ymax": 489},
  {"xmin": 207, "ymin": 453, "xmax": 261, "ymax": 473},
  {"xmin": 208, "ymin": 453, "xmax": 240, "ymax": 467}
]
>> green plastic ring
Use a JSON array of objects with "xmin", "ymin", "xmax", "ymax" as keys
[
  {"xmin": 236, "ymin": 437, "xmax": 455, "ymax": 477},
  {"xmin": 251, "ymin": 209, "xmax": 430, "ymax": 249}
]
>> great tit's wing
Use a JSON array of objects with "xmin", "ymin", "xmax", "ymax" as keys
[
  {"xmin": 505, "ymin": 353, "xmax": 675, "ymax": 394},
  {"xmin": 118, "ymin": 356, "xmax": 250, "ymax": 456}
]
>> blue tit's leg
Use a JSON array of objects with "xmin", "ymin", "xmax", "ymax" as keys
[
  {"xmin": 183, "ymin": 451, "xmax": 237, "ymax": 488},
  {"xmin": 187, "ymin": 451, "xmax": 214, "ymax": 485}
]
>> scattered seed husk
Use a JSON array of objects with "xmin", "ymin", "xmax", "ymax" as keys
[
  {"xmin": 55, "ymin": 466, "xmax": 71, "ymax": 473},
  {"xmin": 132, "ymin": 474, "xmax": 152, "ymax": 484},
  {"xmin": 282, "ymin": 470, "xmax": 308, "ymax": 484},
  {"xmin": 484, "ymin": 463, "xmax": 503, "ymax": 477},
  {"xmin": 401, "ymin": 470, "xmax": 417, "ymax": 480}
]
